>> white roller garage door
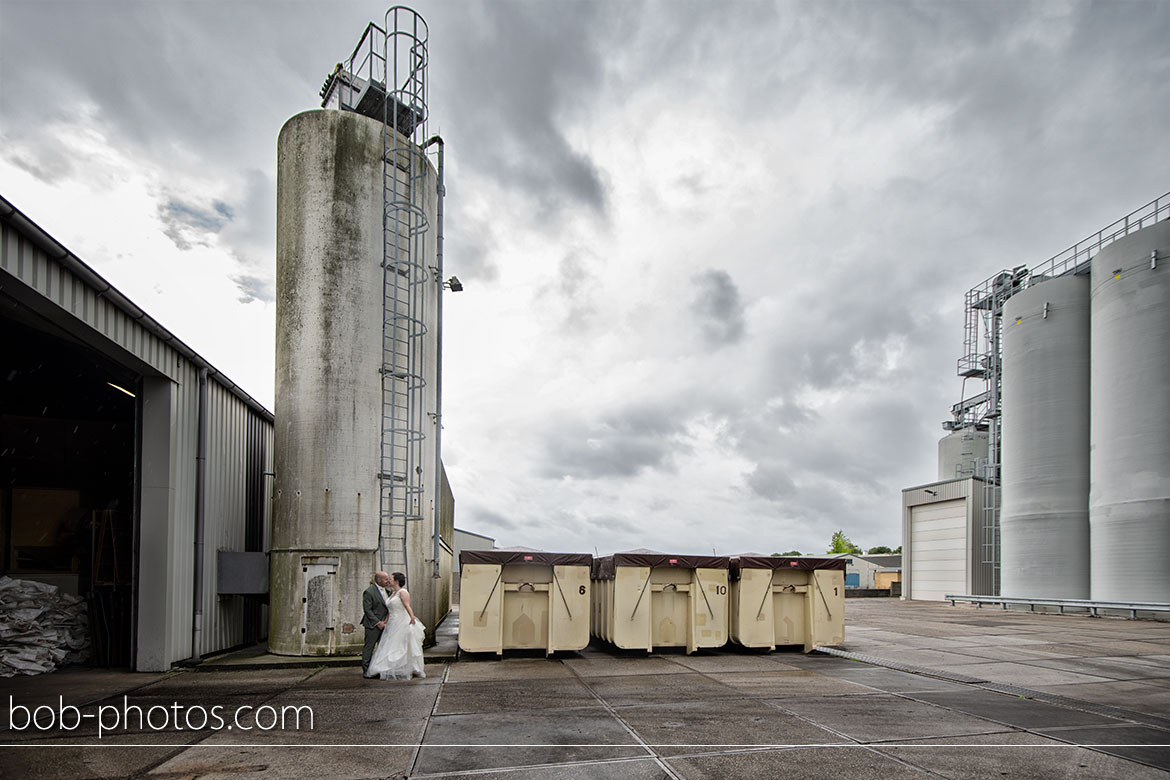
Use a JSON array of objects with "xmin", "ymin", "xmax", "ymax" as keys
[{"xmin": 910, "ymin": 499, "xmax": 967, "ymax": 601}]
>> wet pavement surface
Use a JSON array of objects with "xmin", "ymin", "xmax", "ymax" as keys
[{"xmin": 2, "ymin": 598, "xmax": 1168, "ymax": 778}]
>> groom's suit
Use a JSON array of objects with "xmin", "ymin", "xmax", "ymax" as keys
[{"xmin": 362, "ymin": 583, "xmax": 390, "ymax": 675}]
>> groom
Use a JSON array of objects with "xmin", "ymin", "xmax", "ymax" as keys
[{"xmin": 362, "ymin": 571, "xmax": 391, "ymax": 676}]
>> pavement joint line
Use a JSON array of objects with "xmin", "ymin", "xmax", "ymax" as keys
[
  {"xmin": 113, "ymin": 666, "xmax": 325, "ymax": 780},
  {"xmin": 3, "ymin": 670, "xmax": 190, "ymax": 733},
  {"xmin": 655, "ymin": 655, "xmax": 871, "ymax": 749},
  {"xmin": 757, "ymin": 696, "xmax": 872, "ymax": 745},
  {"xmin": 848, "ymin": 743, "xmax": 955, "ymax": 779},
  {"xmin": 977, "ymin": 681, "xmax": 1170, "ymax": 731},
  {"xmin": 1, "ymin": 665, "xmax": 321, "ymax": 738},
  {"xmin": 1035, "ymin": 722, "xmax": 1167, "ymax": 732},
  {"xmin": 405, "ymin": 662, "xmax": 452, "ymax": 779},
  {"xmin": 1010, "ymin": 726, "xmax": 1170, "ymax": 773},
  {"xmin": 820, "ymin": 642, "xmax": 1170, "ymax": 772},
  {"xmin": 435, "ymin": 702, "xmax": 638, "ymax": 716},
  {"xmin": 407, "ymin": 753, "xmax": 672, "ymax": 779},
  {"xmin": 820, "ymin": 645, "xmax": 1170, "ymax": 732},
  {"xmin": 856, "ymin": 728, "xmax": 1022, "ymax": 745},
  {"xmin": 656, "ymin": 743, "xmax": 954, "ymax": 780},
  {"xmin": 560, "ymin": 659, "xmax": 687, "ymax": 780}
]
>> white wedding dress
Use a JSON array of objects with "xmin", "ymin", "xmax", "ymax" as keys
[{"xmin": 366, "ymin": 589, "xmax": 426, "ymax": 680}]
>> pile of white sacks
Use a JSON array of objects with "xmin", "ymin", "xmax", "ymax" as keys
[{"xmin": 0, "ymin": 576, "xmax": 90, "ymax": 676}]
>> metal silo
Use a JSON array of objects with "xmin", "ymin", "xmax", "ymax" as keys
[
  {"xmin": 1090, "ymin": 219, "xmax": 1170, "ymax": 602},
  {"xmin": 937, "ymin": 427, "xmax": 989, "ymax": 481},
  {"xmin": 999, "ymin": 276, "xmax": 1090, "ymax": 598}
]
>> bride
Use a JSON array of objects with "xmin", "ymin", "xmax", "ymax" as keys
[{"xmin": 366, "ymin": 571, "xmax": 426, "ymax": 680}]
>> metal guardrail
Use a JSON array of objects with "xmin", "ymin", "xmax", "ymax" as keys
[
  {"xmin": 945, "ymin": 594, "xmax": 1170, "ymax": 619},
  {"xmin": 960, "ymin": 193, "xmax": 1170, "ymax": 302}
]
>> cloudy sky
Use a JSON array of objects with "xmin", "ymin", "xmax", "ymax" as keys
[{"xmin": 2, "ymin": 0, "xmax": 1167, "ymax": 556}]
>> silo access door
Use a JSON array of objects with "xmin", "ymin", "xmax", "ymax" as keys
[{"xmin": 300, "ymin": 556, "xmax": 338, "ymax": 655}]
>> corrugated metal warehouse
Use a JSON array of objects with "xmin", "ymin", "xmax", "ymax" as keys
[{"xmin": 1, "ymin": 194, "xmax": 273, "ymax": 672}]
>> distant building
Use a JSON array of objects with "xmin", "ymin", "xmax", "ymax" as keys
[
  {"xmin": 452, "ymin": 528, "xmax": 495, "ymax": 600},
  {"xmin": 827, "ymin": 553, "xmax": 902, "ymax": 590}
]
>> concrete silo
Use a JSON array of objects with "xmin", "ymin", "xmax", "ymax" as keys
[
  {"xmin": 270, "ymin": 109, "xmax": 387, "ymax": 655},
  {"xmin": 269, "ymin": 10, "xmax": 444, "ymax": 655},
  {"xmin": 1090, "ymin": 220, "xmax": 1170, "ymax": 602},
  {"xmin": 1000, "ymin": 276, "xmax": 1090, "ymax": 598}
]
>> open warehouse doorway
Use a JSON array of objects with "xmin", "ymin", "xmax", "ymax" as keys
[
  {"xmin": 1, "ymin": 300, "xmax": 138, "ymax": 667},
  {"xmin": 4, "ymin": 195, "xmax": 274, "ymax": 671}
]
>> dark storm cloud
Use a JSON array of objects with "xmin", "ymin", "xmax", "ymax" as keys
[
  {"xmin": 0, "ymin": 3, "xmax": 297, "ymax": 304},
  {"xmin": 0, "ymin": 2, "xmax": 334, "ymax": 166},
  {"xmin": 435, "ymin": 0, "xmax": 611, "ymax": 220},
  {"xmin": 537, "ymin": 248, "xmax": 598, "ymax": 330},
  {"xmin": 4, "ymin": 143, "xmax": 74, "ymax": 184},
  {"xmin": 616, "ymin": 1, "xmax": 1166, "ymax": 237},
  {"xmin": 445, "ymin": 205, "xmax": 499, "ymax": 282},
  {"xmin": 229, "ymin": 275, "xmax": 271, "ymax": 306},
  {"xmin": 745, "ymin": 463, "xmax": 797, "ymax": 502},
  {"xmin": 690, "ymin": 269, "xmax": 745, "ymax": 346},
  {"xmin": 557, "ymin": 251, "xmax": 591, "ymax": 298},
  {"xmin": 556, "ymin": 250, "xmax": 597, "ymax": 330},
  {"xmin": 156, "ymin": 172, "xmax": 275, "ymax": 302},
  {"xmin": 472, "ymin": 0, "xmax": 1162, "ymax": 552},
  {"xmin": 795, "ymin": 2, "xmax": 1170, "ymax": 241},
  {"xmin": 539, "ymin": 403, "xmax": 689, "ymax": 480},
  {"xmin": 159, "ymin": 199, "xmax": 231, "ymax": 250},
  {"xmin": 220, "ymin": 170, "xmax": 276, "ymax": 303},
  {"xmin": 721, "ymin": 398, "xmax": 817, "ymax": 459},
  {"xmin": 472, "ymin": 508, "xmax": 519, "ymax": 532},
  {"xmin": 586, "ymin": 514, "xmax": 639, "ymax": 537}
]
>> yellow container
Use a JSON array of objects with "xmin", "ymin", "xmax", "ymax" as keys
[
  {"xmin": 458, "ymin": 549, "xmax": 591, "ymax": 655},
  {"xmin": 729, "ymin": 556, "xmax": 845, "ymax": 652},
  {"xmin": 591, "ymin": 551, "xmax": 730, "ymax": 654}
]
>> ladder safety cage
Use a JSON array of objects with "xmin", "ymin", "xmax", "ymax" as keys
[
  {"xmin": 333, "ymin": 8, "xmax": 432, "ymax": 583},
  {"xmin": 379, "ymin": 6, "xmax": 431, "ymax": 583}
]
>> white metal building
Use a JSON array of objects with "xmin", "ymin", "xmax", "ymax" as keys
[
  {"xmin": 1, "ymin": 194, "xmax": 273, "ymax": 672},
  {"xmin": 901, "ymin": 478, "xmax": 995, "ymax": 601},
  {"xmin": 453, "ymin": 528, "xmax": 496, "ymax": 560},
  {"xmin": 826, "ymin": 553, "xmax": 902, "ymax": 589},
  {"xmin": 451, "ymin": 528, "xmax": 495, "ymax": 601}
]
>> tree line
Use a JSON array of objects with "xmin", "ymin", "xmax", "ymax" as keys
[{"xmin": 772, "ymin": 529, "xmax": 900, "ymax": 557}]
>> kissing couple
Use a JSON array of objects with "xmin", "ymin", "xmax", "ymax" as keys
[{"xmin": 362, "ymin": 571, "xmax": 426, "ymax": 679}]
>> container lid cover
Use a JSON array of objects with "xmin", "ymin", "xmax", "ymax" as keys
[
  {"xmin": 459, "ymin": 548, "xmax": 592, "ymax": 568},
  {"xmin": 591, "ymin": 550, "xmax": 731, "ymax": 579},
  {"xmin": 728, "ymin": 555, "xmax": 847, "ymax": 580}
]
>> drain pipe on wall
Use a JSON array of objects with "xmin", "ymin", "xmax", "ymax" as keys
[
  {"xmin": 191, "ymin": 367, "xmax": 209, "ymax": 661},
  {"xmin": 425, "ymin": 134, "xmax": 444, "ymax": 580}
]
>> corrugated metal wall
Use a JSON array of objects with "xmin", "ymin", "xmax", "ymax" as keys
[
  {"xmin": 2, "ymin": 205, "xmax": 274, "ymax": 668},
  {"xmin": 1, "ymin": 220, "xmax": 180, "ymax": 382}
]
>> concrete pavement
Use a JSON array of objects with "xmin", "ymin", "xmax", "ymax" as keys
[{"xmin": 1, "ymin": 598, "xmax": 1167, "ymax": 779}]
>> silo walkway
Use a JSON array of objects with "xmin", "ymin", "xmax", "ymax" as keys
[{"xmin": 2, "ymin": 598, "xmax": 1168, "ymax": 779}]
